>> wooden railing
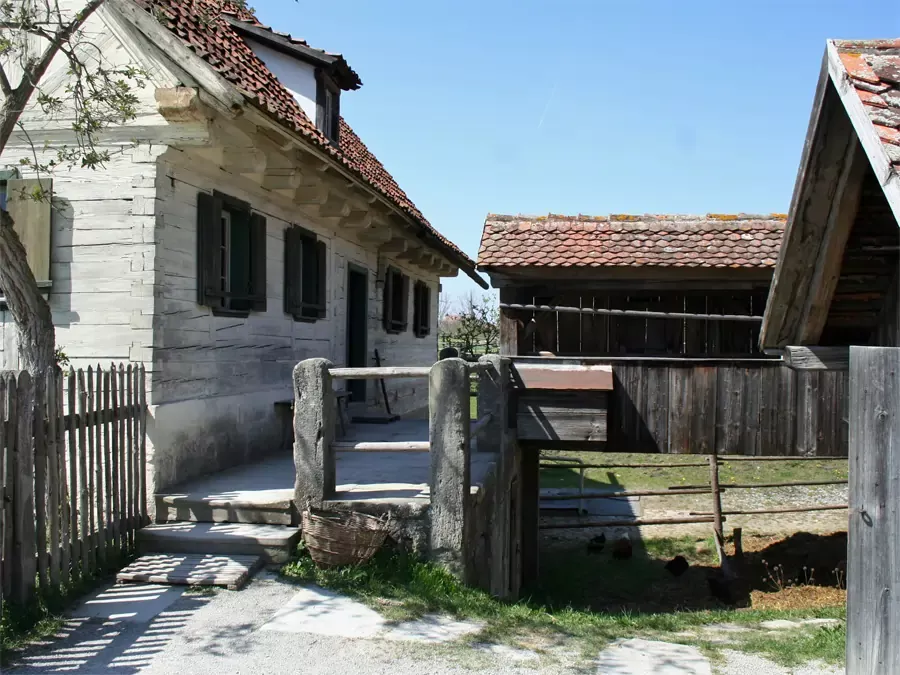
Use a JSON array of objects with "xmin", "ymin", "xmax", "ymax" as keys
[{"xmin": 1, "ymin": 364, "xmax": 147, "ymax": 606}]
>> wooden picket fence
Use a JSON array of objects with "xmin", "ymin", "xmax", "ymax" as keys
[{"xmin": 0, "ymin": 364, "xmax": 147, "ymax": 605}]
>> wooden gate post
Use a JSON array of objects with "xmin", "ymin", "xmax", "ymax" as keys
[
  {"xmin": 293, "ymin": 358, "xmax": 336, "ymax": 507},
  {"xmin": 847, "ymin": 346, "xmax": 900, "ymax": 674},
  {"xmin": 428, "ymin": 358, "xmax": 470, "ymax": 579}
]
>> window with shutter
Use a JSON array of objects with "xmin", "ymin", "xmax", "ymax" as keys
[
  {"xmin": 383, "ymin": 266, "xmax": 409, "ymax": 333},
  {"xmin": 284, "ymin": 225, "xmax": 327, "ymax": 321},
  {"xmin": 413, "ymin": 281, "xmax": 431, "ymax": 337},
  {"xmin": 196, "ymin": 190, "xmax": 266, "ymax": 316},
  {"xmin": 315, "ymin": 70, "xmax": 341, "ymax": 144}
]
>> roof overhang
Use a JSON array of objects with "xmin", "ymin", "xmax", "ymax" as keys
[
  {"xmin": 226, "ymin": 18, "xmax": 362, "ymax": 91},
  {"xmin": 760, "ymin": 42, "xmax": 900, "ymax": 349}
]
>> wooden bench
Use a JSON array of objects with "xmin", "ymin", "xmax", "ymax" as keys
[{"xmin": 274, "ymin": 390, "xmax": 352, "ymax": 447}]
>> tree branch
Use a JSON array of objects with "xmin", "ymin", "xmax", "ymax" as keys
[
  {"xmin": 0, "ymin": 66, "xmax": 11, "ymax": 98},
  {"xmin": 0, "ymin": 0, "xmax": 107, "ymax": 152}
]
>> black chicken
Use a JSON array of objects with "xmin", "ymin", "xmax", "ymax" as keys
[
  {"xmin": 664, "ymin": 555, "xmax": 689, "ymax": 577},
  {"xmin": 586, "ymin": 533, "xmax": 606, "ymax": 554},
  {"xmin": 611, "ymin": 536, "xmax": 633, "ymax": 560}
]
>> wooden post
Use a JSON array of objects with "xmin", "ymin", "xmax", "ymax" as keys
[
  {"xmin": 520, "ymin": 446, "xmax": 540, "ymax": 588},
  {"xmin": 34, "ymin": 373, "xmax": 48, "ymax": 593},
  {"xmin": 12, "ymin": 371, "xmax": 35, "ymax": 605},
  {"xmin": 47, "ymin": 371, "xmax": 61, "ymax": 589},
  {"xmin": 1, "ymin": 374, "xmax": 14, "ymax": 601},
  {"xmin": 292, "ymin": 359, "xmax": 336, "ymax": 507},
  {"xmin": 847, "ymin": 346, "xmax": 900, "ymax": 674},
  {"xmin": 708, "ymin": 454, "xmax": 726, "ymax": 565},
  {"xmin": 428, "ymin": 358, "xmax": 471, "ymax": 579},
  {"xmin": 77, "ymin": 369, "xmax": 90, "ymax": 578},
  {"xmin": 477, "ymin": 355, "xmax": 515, "ymax": 597},
  {"xmin": 499, "ymin": 288, "xmax": 521, "ymax": 356}
]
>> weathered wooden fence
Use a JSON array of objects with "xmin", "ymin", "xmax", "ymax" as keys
[
  {"xmin": 512, "ymin": 355, "xmax": 848, "ymax": 456},
  {"xmin": 0, "ymin": 364, "xmax": 147, "ymax": 606}
]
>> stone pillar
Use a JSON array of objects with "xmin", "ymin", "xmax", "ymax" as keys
[
  {"xmin": 293, "ymin": 358, "xmax": 336, "ymax": 508},
  {"xmin": 428, "ymin": 358, "xmax": 470, "ymax": 578}
]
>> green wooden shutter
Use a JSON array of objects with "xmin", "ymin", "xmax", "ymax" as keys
[
  {"xmin": 196, "ymin": 191, "xmax": 222, "ymax": 307},
  {"xmin": 400, "ymin": 273, "xmax": 410, "ymax": 332},
  {"xmin": 315, "ymin": 240, "xmax": 327, "ymax": 318},
  {"xmin": 284, "ymin": 226, "xmax": 300, "ymax": 317},
  {"xmin": 382, "ymin": 268, "xmax": 393, "ymax": 332},
  {"xmin": 250, "ymin": 212, "xmax": 267, "ymax": 312}
]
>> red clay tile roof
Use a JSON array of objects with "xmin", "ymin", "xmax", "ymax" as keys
[
  {"xmin": 478, "ymin": 214, "xmax": 787, "ymax": 269},
  {"xmin": 137, "ymin": 0, "xmax": 476, "ymax": 275},
  {"xmin": 833, "ymin": 40, "xmax": 900, "ymax": 169}
]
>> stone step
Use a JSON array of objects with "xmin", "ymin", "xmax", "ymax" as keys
[
  {"xmin": 155, "ymin": 493, "xmax": 296, "ymax": 526},
  {"xmin": 137, "ymin": 522, "xmax": 301, "ymax": 564},
  {"xmin": 117, "ymin": 553, "xmax": 264, "ymax": 590}
]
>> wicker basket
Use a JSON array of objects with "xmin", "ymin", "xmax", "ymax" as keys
[{"xmin": 301, "ymin": 506, "xmax": 389, "ymax": 568}]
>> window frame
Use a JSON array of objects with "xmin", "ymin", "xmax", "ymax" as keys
[
  {"xmin": 197, "ymin": 190, "xmax": 267, "ymax": 318},
  {"xmin": 284, "ymin": 225, "xmax": 327, "ymax": 322},
  {"xmin": 382, "ymin": 266, "xmax": 409, "ymax": 334},
  {"xmin": 413, "ymin": 280, "xmax": 431, "ymax": 338},
  {"xmin": 315, "ymin": 69, "xmax": 341, "ymax": 144}
]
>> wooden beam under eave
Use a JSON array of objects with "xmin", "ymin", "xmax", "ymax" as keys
[
  {"xmin": 378, "ymin": 237, "xmax": 408, "ymax": 254},
  {"xmin": 294, "ymin": 185, "xmax": 329, "ymax": 205},
  {"xmin": 797, "ymin": 138, "xmax": 867, "ymax": 344},
  {"xmin": 356, "ymin": 225, "xmax": 393, "ymax": 244},
  {"xmin": 340, "ymin": 210, "xmax": 374, "ymax": 229},
  {"xmin": 318, "ymin": 194, "xmax": 350, "ymax": 218}
]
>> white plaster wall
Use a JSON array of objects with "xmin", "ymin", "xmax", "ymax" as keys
[
  {"xmin": 148, "ymin": 146, "xmax": 440, "ymax": 489},
  {"xmin": 0, "ymin": 3, "xmax": 170, "ymax": 370},
  {"xmin": 246, "ymin": 40, "xmax": 319, "ymax": 124}
]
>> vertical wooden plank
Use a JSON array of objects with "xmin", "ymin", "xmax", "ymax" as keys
[
  {"xmin": 499, "ymin": 288, "xmax": 521, "ymax": 356},
  {"xmin": 102, "ymin": 367, "xmax": 112, "ymax": 562},
  {"xmin": 708, "ymin": 455, "xmax": 726, "ymax": 564},
  {"xmin": 76, "ymin": 369, "xmax": 90, "ymax": 578},
  {"xmin": 46, "ymin": 371, "xmax": 60, "ymax": 591},
  {"xmin": 34, "ymin": 374, "xmax": 48, "ymax": 593},
  {"xmin": 12, "ymin": 372, "xmax": 35, "ymax": 605},
  {"xmin": 715, "ymin": 365, "xmax": 743, "ymax": 455},
  {"xmin": 93, "ymin": 366, "xmax": 106, "ymax": 571},
  {"xmin": 795, "ymin": 370, "xmax": 818, "ymax": 456},
  {"xmin": 66, "ymin": 368, "xmax": 79, "ymax": 579},
  {"xmin": 109, "ymin": 366, "xmax": 120, "ymax": 559},
  {"xmin": 758, "ymin": 364, "xmax": 792, "ymax": 456},
  {"xmin": 667, "ymin": 367, "xmax": 693, "ymax": 454},
  {"xmin": 86, "ymin": 367, "xmax": 97, "ymax": 572},
  {"xmin": 125, "ymin": 364, "xmax": 134, "ymax": 551},
  {"xmin": 57, "ymin": 371, "xmax": 70, "ymax": 586},
  {"xmin": 139, "ymin": 365, "xmax": 147, "ymax": 526},
  {"xmin": 691, "ymin": 366, "xmax": 717, "ymax": 455},
  {"xmin": 556, "ymin": 294, "xmax": 582, "ymax": 355},
  {"xmin": 117, "ymin": 363, "xmax": 127, "ymax": 553},
  {"xmin": 1, "ymin": 375, "xmax": 12, "ymax": 600},
  {"xmin": 643, "ymin": 365, "xmax": 668, "ymax": 452},
  {"xmin": 741, "ymin": 366, "xmax": 762, "ymax": 456},
  {"xmin": 683, "ymin": 295, "xmax": 707, "ymax": 355},
  {"xmin": 847, "ymin": 346, "xmax": 900, "ymax": 674},
  {"xmin": 836, "ymin": 368, "xmax": 849, "ymax": 457}
]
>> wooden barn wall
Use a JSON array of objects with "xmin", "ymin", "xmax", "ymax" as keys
[
  {"xmin": 520, "ymin": 289, "xmax": 769, "ymax": 357},
  {"xmin": 514, "ymin": 359, "xmax": 848, "ymax": 457}
]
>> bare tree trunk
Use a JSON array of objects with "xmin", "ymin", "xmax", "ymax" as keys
[{"xmin": 0, "ymin": 209, "xmax": 55, "ymax": 405}]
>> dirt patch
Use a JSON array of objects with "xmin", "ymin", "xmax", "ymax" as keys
[{"xmin": 750, "ymin": 586, "xmax": 847, "ymax": 611}]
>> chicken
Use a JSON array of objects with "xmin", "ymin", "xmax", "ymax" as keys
[
  {"xmin": 611, "ymin": 536, "xmax": 633, "ymax": 560},
  {"xmin": 586, "ymin": 533, "xmax": 606, "ymax": 554},
  {"xmin": 664, "ymin": 555, "xmax": 689, "ymax": 577}
]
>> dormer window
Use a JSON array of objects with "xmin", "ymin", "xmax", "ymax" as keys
[{"xmin": 316, "ymin": 70, "xmax": 340, "ymax": 143}]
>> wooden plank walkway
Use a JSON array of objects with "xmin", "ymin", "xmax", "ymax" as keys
[{"xmin": 117, "ymin": 553, "xmax": 264, "ymax": 590}]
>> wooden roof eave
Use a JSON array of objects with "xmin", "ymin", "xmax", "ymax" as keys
[{"xmin": 760, "ymin": 43, "xmax": 900, "ymax": 350}]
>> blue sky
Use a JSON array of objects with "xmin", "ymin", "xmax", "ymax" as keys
[{"xmin": 253, "ymin": 0, "xmax": 900, "ymax": 301}]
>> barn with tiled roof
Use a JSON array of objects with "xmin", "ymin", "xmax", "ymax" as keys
[{"xmin": 478, "ymin": 213, "xmax": 786, "ymax": 357}]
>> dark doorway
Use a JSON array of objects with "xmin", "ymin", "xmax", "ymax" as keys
[{"xmin": 346, "ymin": 266, "xmax": 368, "ymax": 403}]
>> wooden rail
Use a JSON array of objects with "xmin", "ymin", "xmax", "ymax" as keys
[
  {"xmin": 540, "ymin": 516, "xmax": 716, "ymax": 529},
  {"xmin": 501, "ymin": 302, "xmax": 764, "ymax": 323},
  {"xmin": 470, "ymin": 413, "xmax": 494, "ymax": 441},
  {"xmin": 329, "ymin": 367, "xmax": 431, "ymax": 379},
  {"xmin": 332, "ymin": 441, "xmax": 430, "ymax": 452}
]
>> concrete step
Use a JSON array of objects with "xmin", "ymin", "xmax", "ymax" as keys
[
  {"xmin": 117, "ymin": 553, "xmax": 264, "ymax": 590},
  {"xmin": 137, "ymin": 522, "xmax": 301, "ymax": 564},
  {"xmin": 155, "ymin": 493, "xmax": 296, "ymax": 526}
]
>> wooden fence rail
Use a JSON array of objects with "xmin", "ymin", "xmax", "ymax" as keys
[{"xmin": 0, "ymin": 364, "xmax": 147, "ymax": 606}]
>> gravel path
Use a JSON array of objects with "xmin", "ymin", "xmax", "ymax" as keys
[{"xmin": 718, "ymin": 650, "xmax": 842, "ymax": 675}]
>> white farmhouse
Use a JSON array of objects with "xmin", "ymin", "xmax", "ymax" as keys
[{"xmin": 0, "ymin": 0, "xmax": 485, "ymax": 493}]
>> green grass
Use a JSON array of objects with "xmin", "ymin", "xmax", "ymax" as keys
[
  {"xmin": 281, "ymin": 540, "xmax": 845, "ymax": 665},
  {"xmin": 728, "ymin": 624, "xmax": 846, "ymax": 666},
  {"xmin": 540, "ymin": 452, "xmax": 849, "ymax": 492}
]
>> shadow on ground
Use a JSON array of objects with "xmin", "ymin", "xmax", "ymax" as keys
[{"xmin": 531, "ymin": 530, "xmax": 848, "ymax": 615}]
